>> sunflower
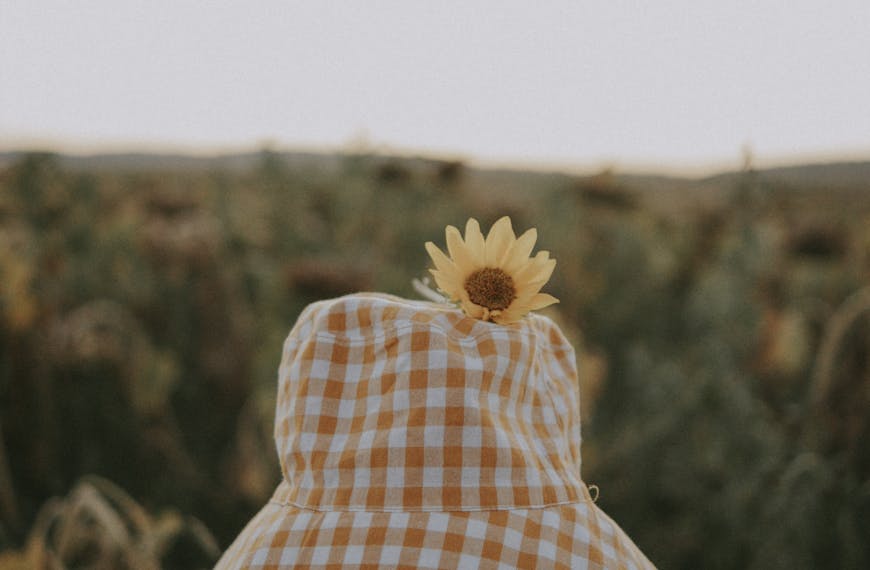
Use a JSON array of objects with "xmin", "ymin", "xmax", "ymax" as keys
[{"xmin": 425, "ymin": 216, "xmax": 558, "ymax": 324}]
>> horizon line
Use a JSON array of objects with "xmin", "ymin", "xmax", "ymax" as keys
[{"xmin": 2, "ymin": 135, "xmax": 869, "ymax": 179}]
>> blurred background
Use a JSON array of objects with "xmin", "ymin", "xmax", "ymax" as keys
[{"xmin": 2, "ymin": 2, "xmax": 870, "ymax": 568}]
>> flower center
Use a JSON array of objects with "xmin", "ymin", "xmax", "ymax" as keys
[{"xmin": 464, "ymin": 268, "xmax": 516, "ymax": 311}]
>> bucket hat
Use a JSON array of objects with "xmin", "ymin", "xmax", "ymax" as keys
[{"xmin": 217, "ymin": 292, "xmax": 654, "ymax": 569}]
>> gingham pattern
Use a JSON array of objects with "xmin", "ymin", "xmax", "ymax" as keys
[
  {"xmin": 218, "ymin": 293, "xmax": 654, "ymax": 569},
  {"xmin": 218, "ymin": 497, "xmax": 650, "ymax": 569}
]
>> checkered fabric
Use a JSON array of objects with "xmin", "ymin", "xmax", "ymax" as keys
[{"xmin": 218, "ymin": 293, "xmax": 654, "ymax": 569}]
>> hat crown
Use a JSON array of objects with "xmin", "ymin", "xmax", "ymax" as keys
[{"xmin": 273, "ymin": 293, "xmax": 585, "ymax": 512}]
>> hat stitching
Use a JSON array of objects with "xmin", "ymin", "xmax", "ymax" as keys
[{"xmin": 266, "ymin": 492, "xmax": 598, "ymax": 514}]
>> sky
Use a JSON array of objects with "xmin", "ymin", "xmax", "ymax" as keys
[{"xmin": 2, "ymin": 1, "xmax": 870, "ymax": 173}]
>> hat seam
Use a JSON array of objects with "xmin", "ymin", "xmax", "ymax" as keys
[
  {"xmin": 266, "ymin": 496, "xmax": 596, "ymax": 514},
  {"xmin": 266, "ymin": 481, "xmax": 598, "ymax": 514},
  {"xmin": 291, "ymin": 323, "xmax": 571, "ymax": 352}
]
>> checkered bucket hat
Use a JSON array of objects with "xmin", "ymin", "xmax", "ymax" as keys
[{"xmin": 217, "ymin": 293, "xmax": 654, "ymax": 569}]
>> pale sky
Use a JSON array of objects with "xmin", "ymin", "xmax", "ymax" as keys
[{"xmin": 2, "ymin": 1, "xmax": 870, "ymax": 172}]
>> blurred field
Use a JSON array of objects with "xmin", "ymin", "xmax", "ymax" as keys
[{"xmin": 1, "ymin": 149, "xmax": 869, "ymax": 569}]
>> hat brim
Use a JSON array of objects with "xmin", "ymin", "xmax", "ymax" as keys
[{"xmin": 216, "ymin": 498, "xmax": 653, "ymax": 569}]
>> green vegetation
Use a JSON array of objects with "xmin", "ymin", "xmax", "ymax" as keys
[{"xmin": 1, "ymin": 150, "xmax": 868, "ymax": 568}]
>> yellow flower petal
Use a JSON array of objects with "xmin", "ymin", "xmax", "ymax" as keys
[
  {"xmin": 445, "ymin": 225, "xmax": 476, "ymax": 275},
  {"xmin": 429, "ymin": 269, "xmax": 460, "ymax": 300},
  {"xmin": 425, "ymin": 242, "xmax": 457, "ymax": 275},
  {"xmin": 484, "ymin": 216, "xmax": 515, "ymax": 267},
  {"xmin": 520, "ymin": 261, "xmax": 557, "ymax": 291},
  {"xmin": 527, "ymin": 293, "xmax": 559, "ymax": 310},
  {"xmin": 492, "ymin": 307, "xmax": 523, "ymax": 325},
  {"xmin": 513, "ymin": 253, "xmax": 555, "ymax": 285},
  {"xmin": 503, "ymin": 228, "xmax": 537, "ymax": 274},
  {"xmin": 463, "ymin": 218, "xmax": 486, "ymax": 266}
]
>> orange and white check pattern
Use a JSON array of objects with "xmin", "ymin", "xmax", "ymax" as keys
[{"xmin": 218, "ymin": 293, "xmax": 654, "ymax": 569}]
